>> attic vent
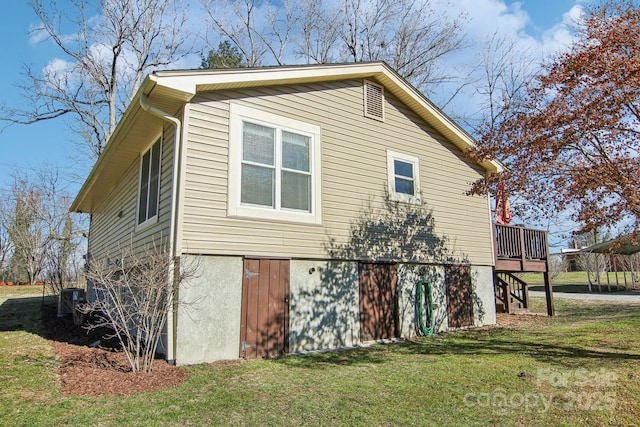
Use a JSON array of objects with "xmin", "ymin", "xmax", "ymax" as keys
[{"xmin": 363, "ymin": 80, "xmax": 385, "ymax": 121}]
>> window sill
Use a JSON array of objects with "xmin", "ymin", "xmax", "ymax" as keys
[
  {"xmin": 135, "ymin": 215, "xmax": 159, "ymax": 232},
  {"xmin": 389, "ymin": 193, "xmax": 421, "ymax": 204},
  {"xmin": 229, "ymin": 204, "xmax": 322, "ymax": 226}
]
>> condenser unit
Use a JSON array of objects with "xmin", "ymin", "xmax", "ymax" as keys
[{"xmin": 58, "ymin": 287, "xmax": 86, "ymax": 317}]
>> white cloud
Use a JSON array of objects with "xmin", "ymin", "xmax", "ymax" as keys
[
  {"xmin": 540, "ymin": 5, "xmax": 584, "ymax": 56},
  {"xmin": 450, "ymin": 0, "xmax": 532, "ymax": 40},
  {"xmin": 43, "ymin": 58, "xmax": 74, "ymax": 79},
  {"xmin": 28, "ymin": 22, "xmax": 49, "ymax": 45},
  {"xmin": 434, "ymin": 0, "xmax": 583, "ymax": 62}
]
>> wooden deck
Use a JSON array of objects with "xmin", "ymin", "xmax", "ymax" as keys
[{"xmin": 493, "ymin": 224, "xmax": 554, "ymax": 316}]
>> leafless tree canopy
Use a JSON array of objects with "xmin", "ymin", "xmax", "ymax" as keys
[
  {"xmin": 1, "ymin": 0, "xmax": 191, "ymax": 160},
  {"xmin": 0, "ymin": 167, "xmax": 85, "ymax": 287},
  {"xmin": 0, "ymin": 226, "xmax": 11, "ymax": 279},
  {"xmin": 201, "ymin": 0, "xmax": 466, "ymax": 94},
  {"xmin": 468, "ymin": 32, "xmax": 536, "ymax": 135}
]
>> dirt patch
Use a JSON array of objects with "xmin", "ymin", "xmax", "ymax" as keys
[
  {"xmin": 496, "ymin": 312, "xmax": 549, "ymax": 327},
  {"xmin": 41, "ymin": 305, "xmax": 188, "ymax": 397}
]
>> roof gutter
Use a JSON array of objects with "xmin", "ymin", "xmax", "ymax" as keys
[{"xmin": 139, "ymin": 91, "xmax": 182, "ymax": 365}]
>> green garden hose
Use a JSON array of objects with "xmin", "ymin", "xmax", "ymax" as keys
[{"xmin": 416, "ymin": 280, "xmax": 434, "ymax": 336}]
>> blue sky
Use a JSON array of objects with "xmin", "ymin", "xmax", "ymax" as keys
[{"xmin": 0, "ymin": 0, "xmax": 595, "ymax": 236}]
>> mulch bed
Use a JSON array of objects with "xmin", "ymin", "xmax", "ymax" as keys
[
  {"xmin": 41, "ymin": 305, "xmax": 188, "ymax": 397},
  {"xmin": 40, "ymin": 306, "xmax": 541, "ymax": 397}
]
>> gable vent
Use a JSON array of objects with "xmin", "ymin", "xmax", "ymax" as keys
[{"xmin": 363, "ymin": 80, "xmax": 385, "ymax": 121}]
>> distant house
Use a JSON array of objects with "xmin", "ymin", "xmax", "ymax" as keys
[
  {"xmin": 561, "ymin": 240, "xmax": 584, "ymax": 272},
  {"xmin": 71, "ymin": 62, "xmax": 502, "ymax": 365}
]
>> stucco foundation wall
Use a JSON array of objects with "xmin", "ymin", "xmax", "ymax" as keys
[
  {"xmin": 471, "ymin": 265, "xmax": 496, "ymax": 327},
  {"xmin": 175, "ymin": 255, "xmax": 243, "ymax": 365},
  {"xmin": 397, "ymin": 264, "xmax": 448, "ymax": 337},
  {"xmin": 289, "ymin": 260, "xmax": 360, "ymax": 353},
  {"xmin": 172, "ymin": 256, "xmax": 495, "ymax": 364}
]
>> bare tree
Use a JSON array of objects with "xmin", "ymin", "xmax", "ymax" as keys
[
  {"xmin": 34, "ymin": 168, "xmax": 85, "ymax": 292},
  {"xmin": 0, "ymin": 168, "xmax": 85, "ymax": 287},
  {"xmin": 202, "ymin": 0, "xmax": 268, "ymax": 66},
  {"xmin": 467, "ymin": 32, "xmax": 536, "ymax": 135},
  {"xmin": 46, "ymin": 212, "xmax": 81, "ymax": 292},
  {"xmin": 0, "ymin": 225, "xmax": 11, "ymax": 281},
  {"xmin": 1, "ymin": 177, "xmax": 49, "ymax": 285},
  {"xmin": 2, "ymin": 0, "xmax": 192, "ymax": 160},
  {"xmin": 82, "ymin": 241, "xmax": 196, "ymax": 373},
  {"xmin": 549, "ymin": 254, "xmax": 567, "ymax": 280},
  {"xmin": 294, "ymin": 1, "xmax": 340, "ymax": 64},
  {"xmin": 335, "ymin": 0, "xmax": 467, "ymax": 92},
  {"xmin": 577, "ymin": 252, "xmax": 608, "ymax": 292},
  {"xmin": 201, "ymin": 0, "xmax": 466, "ymax": 93}
]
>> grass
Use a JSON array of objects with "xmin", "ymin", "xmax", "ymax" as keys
[
  {"xmin": 0, "ymin": 284, "xmax": 47, "ymax": 299},
  {"xmin": 523, "ymin": 271, "xmax": 640, "ymax": 293},
  {"xmin": 1, "ymin": 287, "xmax": 639, "ymax": 426}
]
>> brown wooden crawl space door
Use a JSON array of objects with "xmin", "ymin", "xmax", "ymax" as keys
[
  {"xmin": 445, "ymin": 264, "xmax": 474, "ymax": 328},
  {"xmin": 240, "ymin": 258, "xmax": 290, "ymax": 359},
  {"xmin": 358, "ymin": 262, "xmax": 399, "ymax": 341}
]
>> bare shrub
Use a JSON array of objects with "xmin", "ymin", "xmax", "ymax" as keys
[{"xmin": 81, "ymin": 241, "xmax": 195, "ymax": 373}]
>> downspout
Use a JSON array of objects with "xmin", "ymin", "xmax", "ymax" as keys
[{"xmin": 139, "ymin": 92, "xmax": 182, "ymax": 365}]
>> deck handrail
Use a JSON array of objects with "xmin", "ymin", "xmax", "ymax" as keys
[
  {"xmin": 494, "ymin": 224, "xmax": 548, "ymax": 261},
  {"xmin": 495, "ymin": 272, "xmax": 529, "ymax": 312}
]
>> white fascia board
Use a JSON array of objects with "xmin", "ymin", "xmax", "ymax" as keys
[{"xmin": 151, "ymin": 63, "xmax": 388, "ymax": 95}]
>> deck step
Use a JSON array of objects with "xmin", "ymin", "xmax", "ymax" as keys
[{"xmin": 495, "ymin": 300, "xmax": 527, "ymax": 314}]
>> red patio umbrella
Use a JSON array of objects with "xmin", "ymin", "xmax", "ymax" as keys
[{"xmin": 494, "ymin": 182, "xmax": 513, "ymax": 225}]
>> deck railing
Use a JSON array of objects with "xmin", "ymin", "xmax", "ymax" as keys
[
  {"xmin": 494, "ymin": 224, "xmax": 548, "ymax": 261},
  {"xmin": 493, "ymin": 224, "xmax": 555, "ymax": 316},
  {"xmin": 494, "ymin": 272, "xmax": 529, "ymax": 313}
]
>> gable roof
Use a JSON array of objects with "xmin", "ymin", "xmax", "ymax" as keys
[{"xmin": 71, "ymin": 61, "xmax": 501, "ymax": 213}]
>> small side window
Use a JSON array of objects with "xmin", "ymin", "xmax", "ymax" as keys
[
  {"xmin": 137, "ymin": 136, "xmax": 162, "ymax": 227},
  {"xmin": 387, "ymin": 150, "xmax": 420, "ymax": 202}
]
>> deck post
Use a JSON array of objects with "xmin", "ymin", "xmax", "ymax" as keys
[
  {"xmin": 543, "ymin": 271, "xmax": 554, "ymax": 316},
  {"xmin": 544, "ymin": 232, "xmax": 555, "ymax": 316}
]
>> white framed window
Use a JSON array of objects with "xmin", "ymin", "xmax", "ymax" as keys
[
  {"xmin": 228, "ymin": 103, "xmax": 322, "ymax": 225},
  {"xmin": 387, "ymin": 150, "xmax": 420, "ymax": 203},
  {"xmin": 137, "ymin": 135, "xmax": 162, "ymax": 228}
]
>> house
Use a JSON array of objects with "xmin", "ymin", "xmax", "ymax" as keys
[{"xmin": 71, "ymin": 62, "xmax": 503, "ymax": 366}]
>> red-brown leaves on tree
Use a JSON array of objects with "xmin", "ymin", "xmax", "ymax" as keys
[{"xmin": 469, "ymin": 0, "xmax": 640, "ymax": 234}]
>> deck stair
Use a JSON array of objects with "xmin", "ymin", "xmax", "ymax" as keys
[
  {"xmin": 493, "ymin": 224, "xmax": 554, "ymax": 316},
  {"xmin": 494, "ymin": 272, "xmax": 529, "ymax": 314}
]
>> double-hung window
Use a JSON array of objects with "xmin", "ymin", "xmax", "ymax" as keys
[
  {"xmin": 387, "ymin": 150, "xmax": 421, "ymax": 203},
  {"xmin": 137, "ymin": 136, "xmax": 162, "ymax": 227},
  {"xmin": 229, "ymin": 104, "xmax": 322, "ymax": 225}
]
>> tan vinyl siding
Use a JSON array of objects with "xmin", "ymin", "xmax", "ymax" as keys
[
  {"xmin": 180, "ymin": 80, "xmax": 493, "ymax": 265},
  {"xmin": 87, "ymin": 127, "xmax": 174, "ymax": 261}
]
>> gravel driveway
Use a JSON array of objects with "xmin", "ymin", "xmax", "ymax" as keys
[{"xmin": 529, "ymin": 290, "xmax": 640, "ymax": 303}]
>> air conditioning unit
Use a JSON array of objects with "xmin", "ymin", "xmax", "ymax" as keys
[{"xmin": 58, "ymin": 288, "xmax": 86, "ymax": 318}]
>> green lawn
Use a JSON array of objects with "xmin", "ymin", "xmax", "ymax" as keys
[
  {"xmin": 523, "ymin": 271, "xmax": 640, "ymax": 293},
  {"xmin": 1, "ymin": 289, "xmax": 639, "ymax": 426}
]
